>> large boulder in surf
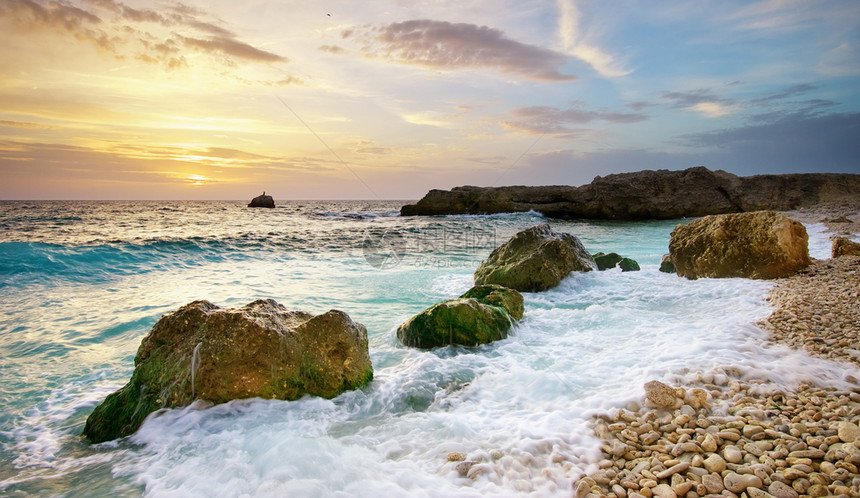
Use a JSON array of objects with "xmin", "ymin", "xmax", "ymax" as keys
[
  {"xmin": 669, "ymin": 211, "xmax": 811, "ymax": 280},
  {"xmin": 83, "ymin": 299, "xmax": 372, "ymax": 443},
  {"xmin": 397, "ymin": 285, "xmax": 523, "ymax": 349},
  {"xmin": 248, "ymin": 193, "xmax": 275, "ymax": 208},
  {"xmin": 474, "ymin": 224, "xmax": 596, "ymax": 292}
]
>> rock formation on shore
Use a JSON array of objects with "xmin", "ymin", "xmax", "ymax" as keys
[
  {"xmin": 83, "ymin": 299, "xmax": 373, "ymax": 443},
  {"xmin": 474, "ymin": 224, "xmax": 596, "ymax": 292},
  {"xmin": 669, "ymin": 211, "xmax": 811, "ymax": 279},
  {"xmin": 400, "ymin": 167, "xmax": 860, "ymax": 220},
  {"xmin": 248, "ymin": 192, "xmax": 275, "ymax": 208},
  {"xmin": 396, "ymin": 285, "xmax": 523, "ymax": 349},
  {"xmin": 832, "ymin": 237, "xmax": 860, "ymax": 257}
]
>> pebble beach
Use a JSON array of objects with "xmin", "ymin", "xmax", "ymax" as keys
[{"xmin": 579, "ymin": 208, "xmax": 860, "ymax": 498}]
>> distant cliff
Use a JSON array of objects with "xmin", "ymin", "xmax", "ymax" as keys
[{"xmin": 400, "ymin": 167, "xmax": 860, "ymax": 220}]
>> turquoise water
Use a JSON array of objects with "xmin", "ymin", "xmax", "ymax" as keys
[{"xmin": 0, "ymin": 201, "xmax": 853, "ymax": 496}]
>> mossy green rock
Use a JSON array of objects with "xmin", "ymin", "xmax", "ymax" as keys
[
  {"xmin": 659, "ymin": 254, "xmax": 676, "ymax": 273},
  {"xmin": 592, "ymin": 252, "xmax": 623, "ymax": 270},
  {"xmin": 459, "ymin": 284, "xmax": 524, "ymax": 320},
  {"xmin": 397, "ymin": 285, "xmax": 523, "ymax": 349},
  {"xmin": 474, "ymin": 224, "xmax": 596, "ymax": 292},
  {"xmin": 83, "ymin": 299, "xmax": 372, "ymax": 443},
  {"xmin": 618, "ymin": 257, "xmax": 640, "ymax": 272}
]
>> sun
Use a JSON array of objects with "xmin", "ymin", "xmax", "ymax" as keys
[{"xmin": 186, "ymin": 174, "xmax": 212, "ymax": 186}]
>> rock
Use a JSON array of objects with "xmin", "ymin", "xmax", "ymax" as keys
[
  {"xmin": 447, "ymin": 452, "xmax": 466, "ymax": 462},
  {"xmin": 702, "ymin": 473, "xmax": 724, "ymax": 494},
  {"xmin": 701, "ymin": 434, "xmax": 718, "ymax": 453},
  {"xmin": 248, "ymin": 192, "xmax": 275, "ymax": 208},
  {"xmin": 651, "ymin": 483, "xmax": 676, "ymax": 498},
  {"xmin": 83, "ymin": 299, "xmax": 372, "ymax": 443},
  {"xmin": 659, "ymin": 254, "xmax": 675, "ymax": 274},
  {"xmin": 459, "ymin": 284, "xmax": 524, "ymax": 320},
  {"xmin": 669, "ymin": 211, "xmax": 811, "ymax": 279},
  {"xmin": 768, "ymin": 481, "xmax": 799, "ymax": 498},
  {"xmin": 474, "ymin": 224, "xmax": 596, "ymax": 292},
  {"xmin": 837, "ymin": 421, "xmax": 860, "ymax": 443},
  {"xmin": 619, "ymin": 257, "xmax": 640, "ymax": 272},
  {"xmin": 643, "ymin": 380, "xmax": 681, "ymax": 409},
  {"xmin": 591, "ymin": 252, "xmax": 640, "ymax": 272},
  {"xmin": 723, "ymin": 444, "xmax": 743, "ymax": 464},
  {"xmin": 396, "ymin": 285, "xmax": 523, "ymax": 349},
  {"xmin": 401, "ymin": 167, "xmax": 860, "ymax": 219},
  {"xmin": 724, "ymin": 471, "xmax": 763, "ymax": 493},
  {"xmin": 832, "ymin": 236, "xmax": 860, "ymax": 257},
  {"xmin": 593, "ymin": 252, "xmax": 623, "ymax": 270},
  {"xmin": 703, "ymin": 454, "xmax": 727, "ymax": 474}
]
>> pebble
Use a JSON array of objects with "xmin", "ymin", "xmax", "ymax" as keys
[
  {"xmin": 724, "ymin": 471, "xmax": 763, "ymax": 493},
  {"xmin": 724, "ymin": 445, "xmax": 743, "ymax": 463},
  {"xmin": 838, "ymin": 421, "xmax": 860, "ymax": 443}
]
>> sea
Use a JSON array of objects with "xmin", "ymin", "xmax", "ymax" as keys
[{"xmin": 0, "ymin": 200, "xmax": 856, "ymax": 497}]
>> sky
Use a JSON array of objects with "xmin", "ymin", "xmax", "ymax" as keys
[{"xmin": 1, "ymin": 0, "xmax": 858, "ymax": 200}]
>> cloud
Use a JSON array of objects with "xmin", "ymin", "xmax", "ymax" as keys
[
  {"xmin": 0, "ymin": 120, "xmax": 55, "ymax": 129},
  {"xmin": 557, "ymin": 0, "xmax": 631, "ymax": 78},
  {"xmin": 661, "ymin": 90, "xmax": 736, "ymax": 117},
  {"xmin": 678, "ymin": 111, "xmax": 860, "ymax": 174},
  {"xmin": 751, "ymin": 83, "xmax": 817, "ymax": 104},
  {"xmin": 501, "ymin": 104, "xmax": 646, "ymax": 138},
  {"xmin": 0, "ymin": 0, "xmax": 288, "ymax": 69},
  {"xmin": 348, "ymin": 19, "xmax": 577, "ymax": 82},
  {"xmin": 182, "ymin": 36, "xmax": 287, "ymax": 63}
]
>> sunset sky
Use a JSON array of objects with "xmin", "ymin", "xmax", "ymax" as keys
[{"xmin": 1, "ymin": 0, "xmax": 858, "ymax": 200}]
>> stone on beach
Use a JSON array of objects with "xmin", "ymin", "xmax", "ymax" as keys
[
  {"xmin": 643, "ymin": 380, "xmax": 682, "ymax": 409},
  {"xmin": 669, "ymin": 210, "xmax": 811, "ymax": 279},
  {"xmin": 474, "ymin": 224, "xmax": 596, "ymax": 292},
  {"xmin": 396, "ymin": 285, "xmax": 523, "ymax": 349},
  {"xmin": 83, "ymin": 299, "xmax": 372, "ymax": 443},
  {"xmin": 832, "ymin": 236, "xmax": 860, "ymax": 257}
]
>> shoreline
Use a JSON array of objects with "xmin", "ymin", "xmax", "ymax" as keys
[{"xmin": 579, "ymin": 209, "xmax": 860, "ymax": 498}]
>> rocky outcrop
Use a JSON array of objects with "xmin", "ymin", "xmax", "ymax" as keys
[
  {"xmin": 83, "ymin": 299, "xmax": 372, "ymax": 443},
  {"xmin": 832, "ymin": 237, "xmax": 860, "ymax": 257},
  {"xmin": 669, "ymin": 211, "xmax": 811, "ymax": 280},
  {"xmin": 248, "ymin": 192, "xmax": 275, "ymax": 208},
  {"xmin": 396, "ymin": 285, "xmax": 523, "ymax": 349},
  {"xmin": 592, "ymin": 252, "xmax": 640, "ymax": 272},
  {"xmin": 474, "ymin": 224, "xmax": 596, "ymax": 292},
  {"xmin": 401, "ymin": 167, "xmax": 860, "ymax": 220}
]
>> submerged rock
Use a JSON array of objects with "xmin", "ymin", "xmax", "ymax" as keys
[
  {"xmin": 248, "ymin": 192, "xmax": 275, "ymax": 208},
  {"xmin": 397, "ymin": 285, "xmax": 523, "ymax": 349},
  {"xmin": 592, "ymin": 252, "xmax": 623, "ymax": 271},
  {"xmin": 618, "ymin": 257, "xmax": 640, "ymax": 272},
  {"xmin": 659, "ymin": 254, "xmax": 676, "ymax": 274},
  {"xmin": 668, "ymin": 211, "xmax": 811, "ymax": 279},
  {"xmin": 474, "ymin": 224, "xmax": 596, "ymax": 292},
  {"xmin": 83, "ymin": 299, "xmax": 372, "ymax": 443},
  {"xmin": 832, "ymin": 236, "xmax": 860, "ymax": 257},
  {"xmin": 592, "ymin": 252, "xmax": 640, "ymax": 272}
]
